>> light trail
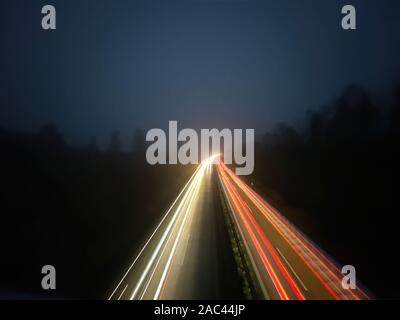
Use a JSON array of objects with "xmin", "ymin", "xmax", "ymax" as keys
[
  {"xmin": 244, "ymin": 182, "xmax": 370, "ymax": 299},
  {"xmin": 218, "ymin": 163, "xmax": 304, "ymax": 300},
  {"xmin": 276, "ymin": 247, "xmax": 308, "ymax": 292},
  {"xmin": 152, "ymin": 157, "xmax": 219, "ymax": 299},
  {"xmin": 122, "ymin": 156, "xmax": 217, "ymax": 300},
  {"xmin": 108, "ymin": 165, "xmax": 202, "ymax": 300},
  {"xmin": 223, "ymin": 165, "xmax": 350, "ymax": 299},
  {"xmin": 137, "ymin": 169, "xmax": 204, "ymax": 299},
  {"xmin": 217, "ymin": 159, "xmax": 369, "ymax": 300},
  {"xmin": 154, "ymin": 165, "xmax": 205, "ymax": 299},
  {"xmin": 130, "ymin": 164, "xmax": 206, "ymax": 299},
  {"xmin": 109, "ymin": 154, "xmax": 369, "ymax": 300},
  {"xmin": 223, "ymin": 176, "xmax": 290, "ymax": 299}
]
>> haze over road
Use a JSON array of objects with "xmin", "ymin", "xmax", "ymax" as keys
[{"xmin": 109, "ymin": 156, "xmax": 369, "ymax": 300}]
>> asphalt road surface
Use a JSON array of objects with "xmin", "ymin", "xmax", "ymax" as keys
[
  {"xmin": 108, "ymin": 158, "xmax": 241, "ymax": 300},
  {"xmin": 109, "ymin": 156, "xmax": 370, "ymax": 300},
  {"xmin": 217, "ymin": 160, "xmax": 369, "ymax": 300}
]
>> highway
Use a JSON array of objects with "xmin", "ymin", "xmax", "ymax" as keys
[
  {"xmin": 216, "ymin": 159, "xmax": 369, "ymax": 300},
  {"xmin": 109, "ymin": 155, "xmax": 369, "ymax": 300},
  {"xmin": 108, "ymin": 156, "xmax": 240, "ymax": 300}
]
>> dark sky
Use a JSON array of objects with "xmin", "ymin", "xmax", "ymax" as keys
[{"xmin": 1, "ymin": 0, "xmax": 400, "ymax": 146}]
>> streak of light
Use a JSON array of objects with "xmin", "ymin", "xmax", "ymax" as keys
[
  {"xmin": 276, "ymin": 247, "xmax": 308, "ymax": 292},
  {"xmin": 220, "ymin": 165, "xmax": 304, "ymax": 300},
  {"xmin": 117, "ymin": 285, "xmax": 128, "ymax": 300},
  {"xmin": 218, "ymin": 161, "xmax": 369, "ymax": 300},
  {"xmin": 154, "ymin": 165, "xmax": 205, "ymax": 299},
  {"xmin": 130, "ymin": 165, "xmax": 206, "ymax": 299},
  {"xmin": 108, "ymin": 166, "xmax": 202, "ymax": 300}
]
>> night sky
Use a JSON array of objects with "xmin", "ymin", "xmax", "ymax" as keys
[{"xmin": 1, "ymin": 0, "xmax": 400, "ymax": 146}]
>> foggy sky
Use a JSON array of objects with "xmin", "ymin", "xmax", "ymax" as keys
[{"xmin": 1, "ymin": 0, "xmax": 400, "ymax": 146}]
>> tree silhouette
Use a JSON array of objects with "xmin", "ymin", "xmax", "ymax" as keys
[
  {"xmin": 130, "ymin": 128, "xmax": 145, "ymax": 155},
  {"xmin": 86, "ymin": 136, "xmax": 99, "ymax": 153},
  {"xmin": 329, "ymin": 85, "xmax": 380, "ymax": 141},
  {"xmin": 38, "ymin": 123, "xmax": 66, "ymax": 149},
  {"xmin": 389, "ymin": 86, "xmax": 400, "ymax": 135},
  {"xmin": 108, "ymin": 129, "xmax": 122, "ymax": 153}
]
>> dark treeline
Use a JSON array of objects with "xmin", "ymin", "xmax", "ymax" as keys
[
  {"xmin": 252, "ymin": 84, "xmax": 400, "ymax": 298},
  {"xmin": 0, "ymin": 125, "xmax": 194, "ymax": 299},
  {"xmin": 1, "ymin": 84, "xmax": 399, "ymax": 299}
]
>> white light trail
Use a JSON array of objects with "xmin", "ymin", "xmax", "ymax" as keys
[
  {"xmin": 130, "ymin": 163, "xmax": 207, "ymax": 299},
  {"xmin": 153, "ymin": 165, "xmax": 206, "ymax": 299},
  {"xmin": 108, "ymin": 166, "xmax": 201, "ymax": 300}
]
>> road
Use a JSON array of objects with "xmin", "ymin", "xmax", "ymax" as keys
[
  {"xmin": 216, "ymin": 159, "xmax": 369, "ymax": 300},
  {"xmin": 109, "ymin": 156, "xmax": 370, "ymax": 300},
  {"xmin": 108, "ymin": 156, "xmax": 241, "ymax": 300}
]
